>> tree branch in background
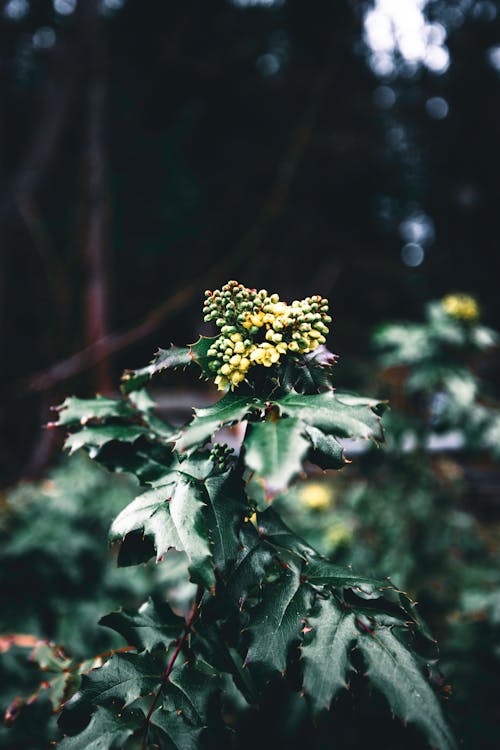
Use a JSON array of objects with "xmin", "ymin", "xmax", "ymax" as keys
[
  {"xmin": 20, "ymin": 67, "xmax": 333, "ymax": 395},
  {"xmin": 80, "ymin": 0, "xmax": 113, "ymax": 393}
]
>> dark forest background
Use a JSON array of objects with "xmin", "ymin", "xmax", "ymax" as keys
[{"xmin": 2, "ymin": 0, "xmax": 500, "ymax": 486}]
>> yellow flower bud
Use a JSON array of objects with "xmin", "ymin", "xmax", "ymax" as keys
[
  {"xmin": 230, "ymin": 355, "xmax": 241, "ymax": 366},
  {"xmin": 230, "ymin": 371, "xmax": 245, "ymax": 386},
  {"xmin": 221, "ymin": 363, "xmax": 231, "ymax": 375}
]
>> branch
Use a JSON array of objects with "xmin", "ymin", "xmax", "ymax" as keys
[
  {"xmin": 141, "ymin": 586, "xmax": 203, "ymax": 750},
  {"xmin": 80, "ymin": 0, "xmax": 113, "ymax": 393}
]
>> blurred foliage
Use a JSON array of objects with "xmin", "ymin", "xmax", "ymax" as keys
[{"xmin": 0, "ymin": 453, "xmax": 194, "ymax": 749}]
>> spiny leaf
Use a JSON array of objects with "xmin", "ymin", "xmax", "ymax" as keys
[
  {"xmin": 110, "ymin": 481, "xmax": 182, "ymax": 564},
  {"xmin": 58, "ymin": 706, "xmax": 139, "ymax": 749},
  {"xmin": 226, "ymin": 523, "xmax": 274, "ymax": 603},
  {"xmin": 176, "ymin": 393, "xmax": 263, "ymax": 453},
  {"xmin": 245, "ymin": 561, "xmax": 314, "ymax": 675},
  {"xmin": 163, "ymin": 658, "xmax": 219, "ymax": 724},
  {"xmin": 280, "ymin": 354, "xmax": 334, "ymax": 394},
  {"xmin": 149, "ymin": 707, "xmax": 203, "ymax": 750},
  {"xmin": 301, "ymin": 597, "xmax": 357, "ymax": 713},
  {"xmin": 204, "ymin": 469, "xmax": 249, "ymax": 573},
  {"xmin": 99, "ymin": 598, "xmax": 184, "ymax": 652},
  {"xmin": 189, "ymin": 335, "xmax": 220, "ymax": 377},
  {"xmin": 303, "ymin": 424, "xmax": 346, "ymax": 470},
  {"xmin": 51, "ymin": 396, "xmax": 136, "ymax": 427},
  {"xmin": 79, "ymin": 651, "xmax": 163, "ymax": 708},
  {"xmin": 121, "ymin": 346, "xmax": 192, "ymax": 394},
  {"xmin": 110, "ymin": 475, "xmax": 215, "ymax": 589},
  {"xmin": 357, "ymin": 625, "xmax": 457, "ymax": 750},
  {"xmin": 275, "ymin": 390, "xmax": 385, "ymax": 443},
  {"xmin": 243, "ymin": 418, "xmax": 309, "ymax": 494},
  {"xmin": 64, "ymin": 425, "xmax": 149, "ymax": 456},
  {"xmin": 168, "ymin": 476, "xmax": 215, "ymax": 590}
]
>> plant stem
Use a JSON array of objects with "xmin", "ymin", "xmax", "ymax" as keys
[{"xmin": 141, "ymin": 586, "xmax": 203, "ymax": 750}]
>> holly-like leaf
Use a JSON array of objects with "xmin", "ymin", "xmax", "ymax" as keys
[
  {"xmin": 189, "ymin": 335, "xmax": 220, "ymax": 377},
  {"xmin": 64, "ymin": 425, "xmax": 149, "ymax": 456},
  {"xmin": 121, "ymin": 346, "xmax": 192, "ymax": 394},
  {"xmin": 50, "ymin": 396, "xmax": 136, "ymax": 427},
  {"xmin": 301, "ymin": 597, "xmax": 356, "ymax": 713},
  {"xmin": 204, "ymin": 470, "xmax": 249, "ymax": 573},
  {"xmin": 226, "ymin": 522, "xmax": 275, "ymax": 603},
  {"xmin": 176, "ymin": 393, "xmax": 263, "ymax": 453},
  {"xmin": 168, "ymin": 476, "xmax": 215, "ymax": 591},
  {"xmin": 243, "ymin": 418, "xmax": 309, "ymax": 493},
  {"xmin": 110, "ymin": 481, "xmax": 181, "ymax": 564},
  {"xmin": 275, "ymin": 390, "xmax": 385, "ymax": 443},
  {"xmin": 356, "ymin": 625, "xmax": 457, "ymax": 750},
  {"xmin": 78, "ymin": 651, "xmax": 163, "ymax": 708},
  {"xmin": 111, "ymin": 474, "xmax": 215, "ymax": 589},
  {"xmin": 99, "ymin": 598, "xmax": 185, "ymax": 652},
  {"xmin": 280, "ymin": 355, "xmax": 334, "ymax": 394},
  {"xmin": 245, "ymin": 561, "xmax": 314, "ymax": 675},
  {"xmin": 303, "ymin": 424, "xmax": 346, "ymax": 470},
  {"xmin": 58, "ymin": 706, "xmax": 139, "ymax": 749}
]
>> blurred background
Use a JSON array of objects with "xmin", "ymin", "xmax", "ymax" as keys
[{"xmin": 2, "ymin": 1, "xmax": 500, "ymax": 748}]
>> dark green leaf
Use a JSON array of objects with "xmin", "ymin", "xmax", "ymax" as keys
[
  {"xmin": 111, "ymin": 475, "xmax": 215, "ymax": 589},
  {"xmin": 58, "ymin": 706, "xmax": 138, "ymax": 749},
  {"xmin": 204, "ymin": 470, "xmax": 249, "ymax": 573},
  {"xmin": 276, "ymin": 390, "xmax": 385, "ymax": 442},
  {"xmin": 190, "ymin": 335, "xmax": 220, "ymax": 377},
  {"xmin": 51, "ymin": 396, "xmax": 136, "ymax": 427},
  {"xmin": 244, "ymin": 418, "xmax": 309, "ymax": 492},
  {"xmin": 301, "ymin": 598, "xmax": 356, "ymax": 713},
  {"xmin": 304, "ymin": 424, "xmax": 346, "ymax": 470},
  {"xmin": 176, "ymin": 393, "xmax": 263, "ymax": 453},
  {"xmin": 245, "ymin": 561, "xmax": 314, "ymax": 675},
  {"xmin": 64, "ymin": 425, "xmax": 149, "ymax": 456},
  {"xmin": 80, "ymin": 651, "xmax": 163, "ymax": 708},
  {"xmin": 357, "ymin": 626, "xmax": 457, "ymax": 750},
  {"xmin": 121, "ymin": 346, "xmax": 192, "ymax": 394},
  {"xmin": 99, "ymin": 598, "xmax": 184, "ymax": 652}
]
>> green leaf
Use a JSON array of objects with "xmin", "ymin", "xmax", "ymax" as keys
[
  {"xmin": 226, "ymin": 523, "xmax": 274, "ymax": 603},
  {"xmin": 301, "ymin": 597, "xmax": 356, "ymax": 713},
  {"xmin": 80, "ymin": 651, "xmax": 163, "ymax": 708},
  {"xmin": 168, "ymin": 476, "xmax": 215, "ymax": 590},
  {"xmin": 58, "ymin": 706, "xmax": 138, "ymax": 749},
  {"xmin": 110, "ymin": 481, "xmax": 181, "ymax": 564},
  {"xmin": 64, "ymin": 425, "xmax": 149, "ymax": 456},
  {"xmin": 243, "ymin": 418, "xmax": 310, "ymax": 493},
  {"xmin": 303, "ymin": 424, "xmax": 346, "ymax": 470},
  {"xmin": 357, "ymin": 626, "xmax": 457, "ymax": 750},
  {"xmin": 245, "ymin": 561, "xmax": 314, "ymax": 675},
  {"xmin": 50, "ymin": 395, "xmax": 136, "ymax": 427},
  {"xmin": 111, "ymin": 475, "xmax": 215, "ymax": 590},
  {"xmin": 121, "ymin": 346, "xmax": 192, "ymax": 393},
  {"xmin": 204, "ymin": 470, "xmax": 249, "ymax": 573},
  {"xmin": 275, "ymin": 390, "xmax": 385, "ymax": 442},
  {"xmin": 176, "ymin": 393, "xmax": 263, "ymax": 453},
  {"xmin": 163, "ymin": 658, "xmax": 219, "ymax": 724},
  {"xmin": 99, "ymin": 598, "xmax": 184, "ymax": 652},
  {"xmin": 189, "ymin": 335, "xmax": 220, "ymax": 377},
  {"xmin": 280, "ymin": 355, "xmax": 334, "ymax": 394},
  {"xmin": 150, "ymin": 707, "xmax": 203, "ymax": 750}
]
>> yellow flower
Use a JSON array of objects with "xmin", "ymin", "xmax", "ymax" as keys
[
  {"xmin": 300, "ymin": 482, "xmax": 332, "ymax": 510},
  {"xmin": 442, "ymin": 294, "xmax": 479, "ymax": 322}
]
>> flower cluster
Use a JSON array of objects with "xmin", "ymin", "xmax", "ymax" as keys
[
  {"xmin": 441, "ymin": 293, "xmax": 479, "ymax": 322},
  {"xmin": 203, "ymin": 281, "xmax": 331, "ymax": 389}
]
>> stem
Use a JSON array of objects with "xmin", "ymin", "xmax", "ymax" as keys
[{"xmin": 141, "ymin": 586, "xmax": 203, "ymax": 750}]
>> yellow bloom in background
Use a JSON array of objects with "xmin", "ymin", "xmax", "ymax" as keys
[
  {"xmin": 325, "ymin": 521, "xmax": 352, "ymax": 548},
  {"xmin": 442, "ymin": 293, "xmax": 480, "ymax": 322},
  {"xmin": 299, "ymin": 482, "xmax": 332, "ymax": 510}
]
